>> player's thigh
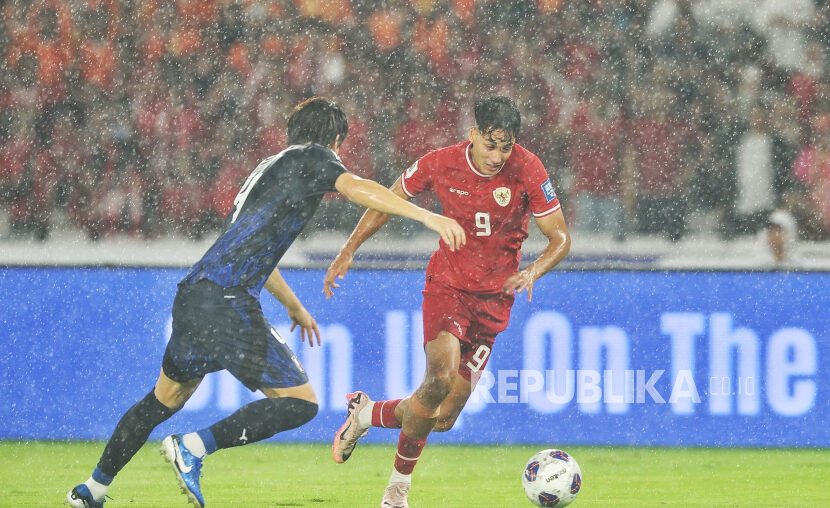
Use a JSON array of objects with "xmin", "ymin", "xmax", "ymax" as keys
[
  {"xmin": 423, "ymin": 330, "xmax": 462, "ymax": 381},
  {"xmin": 154, "ymin": 368, "xmax": 203, "ymax": 409},
  {"xmin": 261, "ymin": 382, "xmax": 317, "ymax": 404},
  {"xmin": 251, "ymin": 324, "xmax": 310, "ymax": 392},
  {"xmin": 422, "ymin": 285, "xmax": 471, "ymax": 354},
  {"xmin": 457, "ymin": 290, "xmax": 511, "ymax": 381},
  {"xmin": 203, "ymin": 290, "xmax": 309, "ymax": 393},
  {"xmin": 163, "ymin": 281, "xmax": 229, "ymax": 384},
  {"xmin": 422, "ymin": 286, "xmax": 468, "ymax": 380}
]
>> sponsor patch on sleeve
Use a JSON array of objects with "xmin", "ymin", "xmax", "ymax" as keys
[
  {"xmin": 541, "ymin": 179, "xmax": 557, "ymax": 203},
  {"xmin": 404, "ymin": 161, "xmax": 419, "ymax": 179}
]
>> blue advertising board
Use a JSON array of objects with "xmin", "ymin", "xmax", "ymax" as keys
[{"xmin": 0, "ymin": 267, "xmax": 827, "ymax": 447}]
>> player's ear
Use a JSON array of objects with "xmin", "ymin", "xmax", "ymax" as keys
[
  {"xmin": 468, "ymin": 126, "xmax": 477, "ymax": 143},
  {"xmin": 331, "ymin": 135, "xmax": 341, "ymax": 153}
]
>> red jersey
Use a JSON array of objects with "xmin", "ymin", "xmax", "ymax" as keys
[{"xmin": 401, "ymin": 141, "xmax": 560, "ymax": 294}]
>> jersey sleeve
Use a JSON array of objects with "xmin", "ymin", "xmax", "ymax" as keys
[
  {"xmin": 308, "ymin": 145, "xmax": 349, "ymax": 193},
  {"xmin": 399, "ymin": 151, "xmax": 436, "ymax": 197},
  {"xmin": 524, "ymin": 156, "xmax": 561, "ymax": 218}
]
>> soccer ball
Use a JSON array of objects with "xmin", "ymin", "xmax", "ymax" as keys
[{"xmin": 521, "ymin": 449, "xmax": 582, "ymax": 507}]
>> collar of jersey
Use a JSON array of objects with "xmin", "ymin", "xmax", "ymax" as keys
[
  {"xmin": 465, "ymin": 142, "xmax": 501, "ymax": 178},
  {"xmin": 287, "ymin": 143, "xmax": 343, "ymax": 162}
]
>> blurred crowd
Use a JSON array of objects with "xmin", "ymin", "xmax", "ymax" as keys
[{"xmin": 2, "ymin": 0, "xmax": 830, "ymax": 244}]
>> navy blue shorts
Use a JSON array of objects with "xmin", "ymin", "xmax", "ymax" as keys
[{"xmin": 162, "ymin": 279, "xmax": 308, "ymax": 391}]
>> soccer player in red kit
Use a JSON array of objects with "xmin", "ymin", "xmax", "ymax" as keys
[{"xmin": 323, "ymin": 96, "xmax": 570, "ymax": 508}]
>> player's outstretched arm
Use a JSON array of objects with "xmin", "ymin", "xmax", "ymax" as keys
[
  {"xmin": 334, "ymin": 173, "xmax": 465, "ymax": 250},
  {"xmin": 502, "ymin": 210, "xmax": 570, "ymax": 302},
  {"xmin": 265, "ymin": 267, "xmax": 322, "ymax": 346},
  {"xmin": 326, "ymin": 173, "xmax": 465, "ymax": 299}
]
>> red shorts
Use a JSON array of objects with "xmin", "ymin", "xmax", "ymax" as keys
[{"xmin": 421, "ymin": 280, "xmax": 514, "ymax": 382}]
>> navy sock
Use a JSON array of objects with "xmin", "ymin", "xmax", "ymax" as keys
[
  {"xmin": 97, "ymin": 389, "xmax": 177, "ymax": 477},
  {"xmin": 209, "ymin": 398, "xmax": 318, "ymax": 450},
  {"xmin": 91, "ymin": 467, "xmax": 113, "ymax": 486}
]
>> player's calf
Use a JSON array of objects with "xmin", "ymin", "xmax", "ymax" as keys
[
  {"xmin": 207, "ymin": 397, "xmax": 318, "ymax": 450},
  {"xmin": 433, "ymin": 414, "xmax": 460, "ymax": 432},
  {"xmin": 416, "ymin": 370, "xmax": 456, "ymax": 408}
]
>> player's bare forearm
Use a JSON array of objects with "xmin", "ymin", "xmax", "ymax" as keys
[
  {"xmin": 528, "ymin": 211, "xmax": 570, "ymax": 277},
  {"xmin": 266, "ymin": 267, "xmax": 322, "ymax": 346},
  {"xmin": 323, "ymin": 208, "xmax": 389, "ymax": 299},
  {"xmin": 503, "ymin": 210, "xmax": 570, "ymax": 301},
  {"xmin": 323, "ymin": 182, "xmax": 400, "ymax": 298},
  {"xmin": 335, "ymin": 173, "xmax": 427, "ymax": 225},
  {"xmin": 524, "ymin": 227, "xmax": 570, "ymax": 281},
  {"xmin": 264, "ymin": 268, "xmax": 303, "ymax": 311},
  {"xmin": 335, "ymin": 173, "xmax": 465, "ymax": 251},
  {"xmin": 342, "ymin": 207, "xmax": 392, "ymax": 256}
]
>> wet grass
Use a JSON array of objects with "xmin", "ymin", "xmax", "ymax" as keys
[{"xmin": 1, "ymin": 441, "xmax": 827, "ymax": 506}]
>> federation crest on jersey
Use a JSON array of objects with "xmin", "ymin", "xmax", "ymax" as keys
[{"xmin": 493, "ymin": 187, "xmax": 511, "ymax": 207}]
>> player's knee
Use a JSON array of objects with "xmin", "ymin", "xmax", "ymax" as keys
[
  {"xmin": 293, "ymin": 399, "xmax": 318, "ymax": 426},
  {"xmin": 295, "ymin": 387, "xmax": 318, "ymax": 405},
  {"xmin": 262, "ymin": 382, "xmax": 317, "ymax": 404},
  {"xmin": 157, "ymin": 369, "xmax": 202, "ymax": 409},
  {"xmin": 423, "ymin": 371, "xmax": 455, "ymax": 400},
  {"xmin": 262, "ymin": 397, "xmax": 318, "ymax": 433}
]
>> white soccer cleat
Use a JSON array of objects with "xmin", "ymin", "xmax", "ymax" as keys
[
  {"xmin": 160, "ymin": 434, "xmax": 205, "ymax": 508},
  {"xmin": 380, "ymin": 482, "xmax": 410, "ymax": 508},
  {"xmin": 65, "ymin": 484, "xmax": 105, "ymax": 508},
  {"xmin": 332, "ymin": 391, "xmax": 371, "ymax": 463}
]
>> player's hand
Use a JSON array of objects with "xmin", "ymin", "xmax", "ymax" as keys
[
  {"xmin": 423, "ymin": 212, "xmax": 466, "ymax": 252},
  {"xmin": 502, "ymin": 270, "xmax": 535, "ymax": 302},
  {"xmin": 288, "ymin": 305, "xmax": 322, "ymax": 347},
  {"xmin": 323, "ymin": 251, "xmax": 354, "ymax": 299}
]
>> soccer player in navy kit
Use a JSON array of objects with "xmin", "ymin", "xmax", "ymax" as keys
[{"xmin": 65, "ymin": 97, "xmax": 465, "ymax": 508}]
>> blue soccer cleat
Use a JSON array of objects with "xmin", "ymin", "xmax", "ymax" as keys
[
  {"xmin": 64, "ymin": 484, "xmax": 105, "ymax": 508},
  {"xmin": 160, "ymin": 434, "xmax": 205, "ymax": 507}
]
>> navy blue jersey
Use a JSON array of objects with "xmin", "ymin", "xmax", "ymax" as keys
[{"xmin": 183, "ymin": 144, "xmax": 348, "ymax": 297}]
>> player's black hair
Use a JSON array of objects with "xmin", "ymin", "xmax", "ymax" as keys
[
  {"xmin": 286, "ymin": 97, "xmax": 348, "ymax": 148},
  {"xmin": 474, "ymin": 95, "xmax": 521, "ymax": 140}
]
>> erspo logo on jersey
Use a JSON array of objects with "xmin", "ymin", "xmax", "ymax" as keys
[{"xmin": 541, "ymin": 179, "xmax": 557, "ymax": 203}]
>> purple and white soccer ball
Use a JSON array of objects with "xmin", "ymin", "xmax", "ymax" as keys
[{"xmin": 521, "ymin": 449, "xmax": 582, "ymax": 507}]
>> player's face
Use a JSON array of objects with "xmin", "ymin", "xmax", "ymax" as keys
[{"xmin": 469, "ymin": 127, "xmax": 515, "ymax": 175}]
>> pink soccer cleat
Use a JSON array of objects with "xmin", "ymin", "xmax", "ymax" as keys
[{"xmin": 332, "ymin": 391, "xmax": 371, "ymax": 463}]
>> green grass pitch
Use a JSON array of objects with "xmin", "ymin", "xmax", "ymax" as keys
[{"xmin": 3, "ymin": 441, "xmax": 827, "ymax": 506}]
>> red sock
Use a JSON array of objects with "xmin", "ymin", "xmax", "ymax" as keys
[
  {"xmin": 371, "ymin": 399, "xmax": 402, "ymax": 428},
  {"xmin": 393, "ymin": 431, "xmax": 427, "ymax": 475}
]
